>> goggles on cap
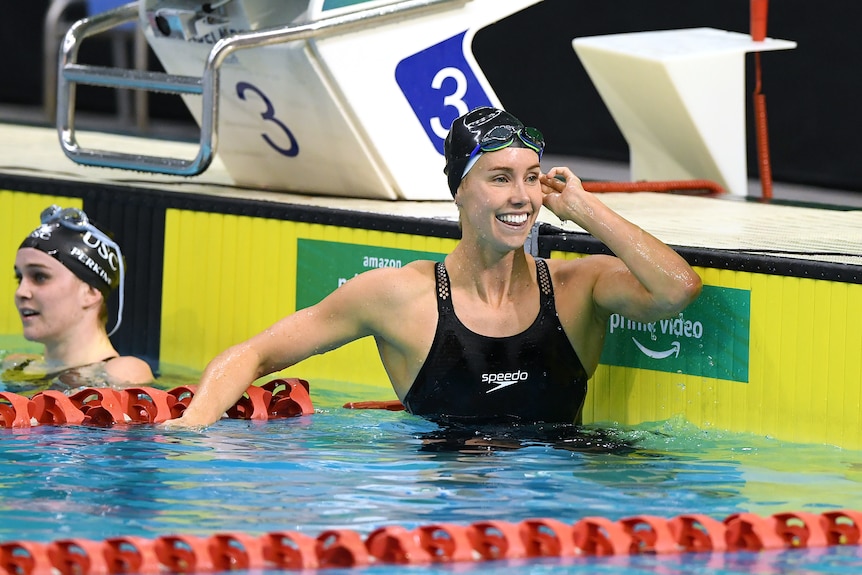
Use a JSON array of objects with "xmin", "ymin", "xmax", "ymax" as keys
[
  {"xmin": 40, "ymin": 205, "xmax": 125, "ymax": 337},
  {"xmin": 462, "ymin": 125, "xmax": 545, "ymax": 180}
]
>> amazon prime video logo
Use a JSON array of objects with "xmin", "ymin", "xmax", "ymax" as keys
[{"xmin": 600, "ymin": 285, "xmax": 750, "ymax": 383}]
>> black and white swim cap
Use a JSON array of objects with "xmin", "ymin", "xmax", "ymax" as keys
[
  {"xmin": 443, "ymin": 107, "xmax": 543, "ymax": 197},
  {"xmin": 19, "ymin": 208, "xmax": 121, "ymax": 300}
]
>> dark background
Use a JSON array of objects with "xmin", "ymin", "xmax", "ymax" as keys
[{"xmin": 5, "ymin": 0, "xmax": 860, "ymax": 194}]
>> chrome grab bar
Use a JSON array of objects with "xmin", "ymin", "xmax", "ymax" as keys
[{"xmin": 57, "ymin": 0, "xmax": 468, "ymax": 176}]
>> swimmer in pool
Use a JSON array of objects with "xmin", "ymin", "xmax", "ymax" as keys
[
  {"xmin": 167, "ymin": 106, "xmax": 701, "ymax": 427},
  {"xmin": 3, "ymin": 205, "xmax": 153, "ymax": 392}
]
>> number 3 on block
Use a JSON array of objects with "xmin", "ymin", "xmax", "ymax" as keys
[{"xmin": 236, "ymin": 81, "xmax": 300, "ymax": 158}]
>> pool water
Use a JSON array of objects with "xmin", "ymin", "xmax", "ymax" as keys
[{"xmin": 2, "ymin": 379, "xmax": 862, "ymax": 574}]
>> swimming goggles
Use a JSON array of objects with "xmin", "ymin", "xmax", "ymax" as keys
[
  {"xmin": 40, "ymin": 205, "xmax": 125, "ymax": 337},
  {"xmin": 462, "ymin": 125, "xmax": 545, "ymax": 179}
]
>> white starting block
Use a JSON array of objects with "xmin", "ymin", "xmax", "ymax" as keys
[
  {"xmin": 56, "ymin": 0, "xmax": 541, "ymax": 200},
  {"xmin": 573, "ymin": 28, "xmax": 796, "ymax": 196}
]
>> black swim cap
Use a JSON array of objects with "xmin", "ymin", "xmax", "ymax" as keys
[
  {"xmin": 19, "ymin": 215, "xmax": 121, "ymax": 299},
  {"xmin": 443, "ymin": 107, "xmax": 542, "ymax": 197}
]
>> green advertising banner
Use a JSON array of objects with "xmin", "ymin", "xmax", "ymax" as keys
[
  {"xmin": 599, "ymin": 285, "xmax": 751, "ymax": 383},
  {"xmin": 296, "ymin": 239, "xmax": 446, "ymax": 309}
]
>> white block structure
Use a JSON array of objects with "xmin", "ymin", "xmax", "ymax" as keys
[{"xmin": 573, "ymin": 28, "xmax": 795, "ymax": 196}]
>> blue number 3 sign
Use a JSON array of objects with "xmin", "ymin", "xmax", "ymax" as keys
[{"xmin": 395, "ymin": 32, "xmax": 494, "ymax": 155}]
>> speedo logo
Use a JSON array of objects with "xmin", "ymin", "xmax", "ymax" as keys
[{"xmin": 482, "ymin": 370, "xmax": 529, "ymax": 393}]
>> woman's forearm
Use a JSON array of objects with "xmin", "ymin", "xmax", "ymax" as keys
[{"xmin": 174, "ymin": 342, "xmax": 266, "ymax": 426}]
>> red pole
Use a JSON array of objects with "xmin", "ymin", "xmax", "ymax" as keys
[
  {"xmin": 751, "ymin": 0, "xmax": 773, "ymax": 199},
  {"xmin": 751, "ymin": 0, "xmax": 769, "ymax": 41}
]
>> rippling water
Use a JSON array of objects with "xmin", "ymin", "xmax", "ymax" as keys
[{"xmin": 2, "ymin": 379, "xmax": 862, "ymax": 573}]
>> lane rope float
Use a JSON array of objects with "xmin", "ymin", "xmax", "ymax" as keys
[
  {"xmin": 0, "ymin": 378, "xmax": 313, "ymax": 428},
  {"xmin": 1, "ymin": 510, "xmax": 862, "ymax": 573}
]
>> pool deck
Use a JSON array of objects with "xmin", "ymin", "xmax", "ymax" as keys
[{"xmin": 2, "ymin": 121, "xmax": 861, "ymax": 268}]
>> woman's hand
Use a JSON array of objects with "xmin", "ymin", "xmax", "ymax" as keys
[
  {"xmin": 160, "ymin": 415, "xmax": 210, "ymax": 431},
  {"xmin": 539, "ymin": 167, "xmax": 589, "ymax": 225}
]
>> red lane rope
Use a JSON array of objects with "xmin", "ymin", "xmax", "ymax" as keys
[
  {"xmin": 343, "ymin": 400, "xmax": 405, "ymax": 411},
  {"xmin": 0, "ymin": 378, "xmax": 313, "ymax": 428},
  {"xmin": 581, "ymin": 179, "xmax": 725, "ymax": 195},
  {"xmin": 4, "ymin": 378, "xmax": 862, "ymax": 570},
  {"xmin": 2, "ymin": 510, "xmax": 862, "ymax": 573}
]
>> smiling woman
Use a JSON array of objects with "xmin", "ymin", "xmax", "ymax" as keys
[
  {"xmin": 2, "ymin": 205, "xmax": 153, "ymax": 393},
  {"xmin": 165, "ymin": 106, "xmax": 701, "ymax": 429}
]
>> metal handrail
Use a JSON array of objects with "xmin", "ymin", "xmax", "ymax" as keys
[{"xmin": 57, "ymin": 0, "xmax": 468, "ymax": 176}]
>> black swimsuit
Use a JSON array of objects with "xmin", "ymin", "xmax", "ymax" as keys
[{"xmin": 403, "ymin": 259, "xmax": 588, "ymax": 424}]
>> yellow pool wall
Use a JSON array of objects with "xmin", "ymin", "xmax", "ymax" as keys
[{"xmin": 2, "ymin": 190, "xmax": 860, "ymax": 449}]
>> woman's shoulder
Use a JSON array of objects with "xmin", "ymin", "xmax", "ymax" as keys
[
  {"xmin": 324, "ymin": 259, "xmax": 438, "ymax": 327},
  {"xmin": 367, "ymin": 259, "xmax": 438, "ymax": 277},
  {"xmin": 341, "ymin": 259, "xmax": 437, "ymax": 297},
  {"xmin": 103, "ymin": 355, "xmax": 154, "ymax": 386}
]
